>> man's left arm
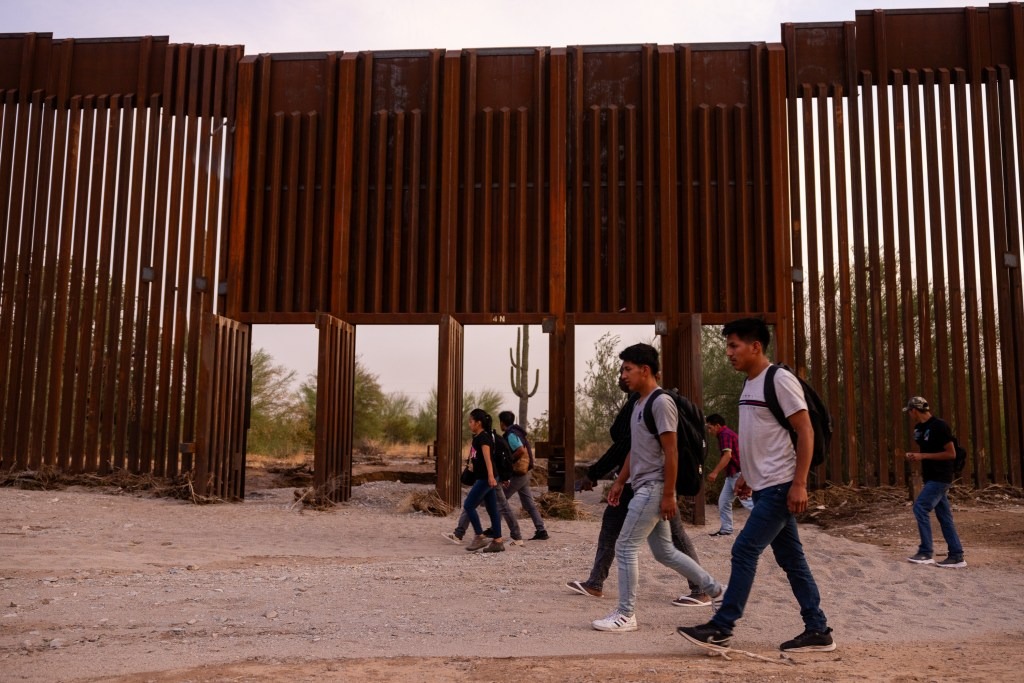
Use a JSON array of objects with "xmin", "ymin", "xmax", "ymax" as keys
[
  {"xmin": 658, "ymin": 431, "xmax": 679, "ymax": 520},
  {"xmin": 787, "ymin": 409, "xmax": 813, "ymax": 514},
  {"xmin": 933, "ymin": 424, "xmax": 957, "ymax": 461}
]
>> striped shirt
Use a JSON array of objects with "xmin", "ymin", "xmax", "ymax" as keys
[{"xmin": 738, "ymin": 365, "xmax": 806, "ymax": 490}]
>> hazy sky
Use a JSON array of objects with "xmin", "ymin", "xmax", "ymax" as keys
[
  {"xmin": 5, "ymin": 0, "xmax": 976, "ymax": 420},
  {"xmin": 5, "ymin": 1, "xmax": 972, "ymax": 53}
]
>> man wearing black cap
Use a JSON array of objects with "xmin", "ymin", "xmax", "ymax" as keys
[{"xmin": 903, "ymin": 396, "xmax": 966, "ymax": 568}]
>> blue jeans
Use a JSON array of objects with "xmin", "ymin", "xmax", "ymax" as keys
[
  {"xmin": 615, "ymin": 481, "xmax": 719, "ymax": 617},
  {"xmin": 913, "ymin": 480, "xmax": 963, "ymax": 557},
  {"xmin": 463, "ymin": 479, "xmax": 501, "ymax": 538},
  {"xmin": 586, "ymin": 484, "xmax": 700, "ymax": 592},
  {"xmin": 712, "ymin": 482, "xmax": 828, "ymax": 634},
  {"xmin": 718, "ymin": 472, "xmax": 754, "ymax": 533},
  {"xmin": 455, "ymin": 483, "xmax": 521, "ymax": 539}
]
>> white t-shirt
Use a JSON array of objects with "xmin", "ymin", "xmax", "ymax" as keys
[
  {"xmin": 628, "ymin": 391, "xmax": 678, "ymax": 490},
  {"xmin": 738, "ymin": 365, "xmax": 807, "ymax": 491}
]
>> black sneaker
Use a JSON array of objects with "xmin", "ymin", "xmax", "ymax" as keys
[
  {"xmin": 531, "ymin": 530, "xmax": 550, "ymax": 540},
  {"xmin": 780, "ymin": 627, "xmax": 836, "ymax": 652},
  {"xmin": 676, "ymin": 622, "xmax": 732, "ymax": 652},
  {"xmin": 482, "ymin": 527, "xmax": 494, "ymax": 537},
  {"xmin": 936, "ymin": 555, "xmax": 967, "ymax": 568},
  {"xmin": 907, "ymin": 552, "xmax": 934, "ymax": 565}
]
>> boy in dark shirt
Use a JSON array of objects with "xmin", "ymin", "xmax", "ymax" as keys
[{"xmin": 903, "ymin": 396, "xmax": 966, "ymax": 568}]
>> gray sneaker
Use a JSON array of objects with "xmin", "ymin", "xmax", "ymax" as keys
[
  {"xmin": 907, "ymin": 552, "xmax": 934, "ymax": 564},
  {"xmin": 465, "ymin": 535, "xmax": 489, "ymax": 552}
]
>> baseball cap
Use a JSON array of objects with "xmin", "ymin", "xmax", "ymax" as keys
[{"xmin": 903, "ymin": 396, "xmax": 930, "ymax": 412}]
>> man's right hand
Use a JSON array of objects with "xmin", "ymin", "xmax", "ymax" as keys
[
  {"xmin": 607, "ymin": 481, "xmax": 624, "ymax": 506},
  {"xmin": 735, "ymin": 475, "xmax": 752, "ymax": 499}
]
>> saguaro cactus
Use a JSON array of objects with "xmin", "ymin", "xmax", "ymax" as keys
[{"xmin": 509, "ymin": 324, "xmax": 540, "ymax": 426}]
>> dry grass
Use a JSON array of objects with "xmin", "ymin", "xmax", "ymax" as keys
[
  {"xmin": 400, "ymin": 490, "xmax": 455, "ymax": 516},
  {"xmin": 798, "ymin": 484, "xmax": 908, "ymax": 528},
  {"xmin": 948, "ymin": 482, "xmax": 1024, "ymax": 504},
  {"xmin": 353, "ymin": 440, "xmax": 387, "ymax": 465},
  {"xmin": 152, "ymin": 473, "xmax": 229, "ymax": 505},
  {"xmin": 536, "ymin": 491, "xmax": 590, "ymax": 520},
  {"xmin": 0, "ymin": 464, "xmax": 69, "ymax": 490},
  {"xmin": 530, "ymin": 463, "xmax": 548, "ymax": 487},
  {"xmin": 290, "ymin": 477, "xmax": 346, "ymax": 511},
  {"xmin": 799, "ymin": 482, "xmax": 1024, "ymax": 529},
  {"xmin": 247, "ymin": 451, "xmax": 310, "ymax": 468},
  {"xmin": 265, "ymin": 462, "xmax": 315, "ymax": 487},
  {"xmin": 0, "ymin": 465, "xmax": 226, "ymax": 504},
  {"xmin": 390, "ymin": 442, "xmax": 436, "ymax": 463}
]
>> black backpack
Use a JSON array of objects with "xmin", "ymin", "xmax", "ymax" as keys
[
  {"xmin": 762, "ymin": 364, "xmax": 833, "ymax": 469},
  {"xmin": 642, "ymin": 388, "xmax": 705, "ymax": 497},
  {"xmin": 952, "ymin": 436, "xmax": 967, "ymax": 474},
  {"xmin": 489, "ymin": 430, "xmax": 515, "ymax": 482}
]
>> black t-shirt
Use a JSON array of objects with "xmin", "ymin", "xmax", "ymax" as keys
[
  {"xmin": 470, "ymin": 430, "xmax": 495, "ymax": 481},
  {"xmin": 586, "ymin": 393, "xmax": 639, "ymax": 482},
  {"xmin": 913, "ymin": 416, "xmax": 955, "ymax": 484}
]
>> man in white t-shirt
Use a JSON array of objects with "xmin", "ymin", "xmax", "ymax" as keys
[
  {"xmin": 678, "ymin": 318, "xmax": 835, "ymax": 654},
  {"xmin": 591, "ymin": 343, "xmax": 723, "ymax": 633}
]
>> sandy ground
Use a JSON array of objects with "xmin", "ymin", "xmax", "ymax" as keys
[{"xmin": 2, "ymin": 467, "xmax": 1023, "ymax": 683}]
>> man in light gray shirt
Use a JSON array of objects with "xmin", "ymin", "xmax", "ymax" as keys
[{"xmin": 591, "ymin": 343, "xmax": 723, "ymax": 633}]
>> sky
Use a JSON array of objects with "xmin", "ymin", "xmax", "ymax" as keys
[
  {"xmin": 4, "ymin": 0, "xmax": 977, "ymax": 420},
  {"xmin": 3, "ymin": 1, "xmax": 973, "ymax": 53}
]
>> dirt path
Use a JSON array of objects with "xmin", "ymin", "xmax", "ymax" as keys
[{"xmin": 1, "ymin": 479, "xmax": 1022, "ymax": 682}]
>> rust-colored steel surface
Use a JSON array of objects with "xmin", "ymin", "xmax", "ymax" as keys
[
  {"xmin": 436, "ymin": 316, "xmax": 465, "ymax": 509},
  {"xmin": 224, "ymin": 42, "xmax": 790, "ymax": 325},
  {"xmin": 785, "ymin": 3, "xmax": 1024, "ymax": 488},
  {"xmin": 0, "ymin": 35, "xmax": 243, "ymax": 479},
  {"xmin": 314, "ymin": 314, "xmax": 355, "ymax": 502},
  {"xmin": 2, "ymin": 3, "xmax": 1023, "ymax": 499},
  {"xmin": 194, "ymin": 314, "xmax": 250, "ymax": 500}
]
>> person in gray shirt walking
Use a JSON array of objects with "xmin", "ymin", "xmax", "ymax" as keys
[{"xmin": 591, "ymin": 343, "xmax": 724, "ymax": 633}]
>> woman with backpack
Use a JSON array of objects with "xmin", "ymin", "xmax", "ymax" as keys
[{"xmin": 461, "ymin": 409, "xmax": 506, "ymax": 553}]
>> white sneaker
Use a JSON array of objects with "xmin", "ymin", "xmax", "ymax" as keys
[
  {"xmin": 592, "ymin": 611, "xmax": 638, "ymax": 632},
  {"xmin": 508, "ymin": 538, "xmax": 525, "ymax": 547},
  {"xmin": 441, "ymin": 532, "xmax": 463, "ymax": 545}
]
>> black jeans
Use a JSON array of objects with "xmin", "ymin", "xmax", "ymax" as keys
[{"xmin": 585, "ymin": 483, "xmax": 700, "ymax": 592}]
